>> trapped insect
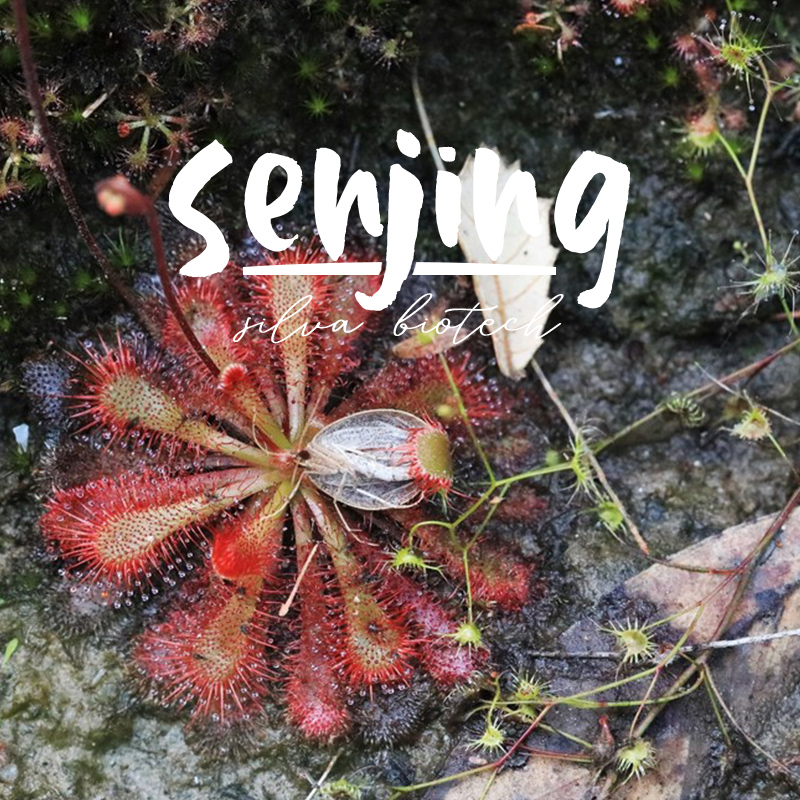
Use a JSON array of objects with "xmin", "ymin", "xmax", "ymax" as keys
[{"xmin": 303, "ymin": 409, "xmax": 453, "ymax": 511}]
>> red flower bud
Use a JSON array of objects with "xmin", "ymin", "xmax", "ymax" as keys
[{"xmin": 95, "ymin": 174, "xmax": 149, "ymax": 217}]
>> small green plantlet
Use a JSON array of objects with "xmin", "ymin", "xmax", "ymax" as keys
[
  {"xmin": 2, "ymin": 638, "xmax": 18, "ymax": 667},
  {"xmin": 469, "ymin": 716, "xmax": 505, "ymax": 754},
  {"xmin": 449, "ymin": 620, "xmax": 484, "ymax": 649},
  {"xmin": 507, "ymin": 671, "xmax": 549, "ymax": 719},
  {"xmin": 534, "ymin": 56, "xmax": 556, "ymax": 77},
  {"xmin": 30, "ymin": 12, "xmax": 53, "ymax": 39},
  {"xmin": 601, "ymin": 619, "xmax": 655, "ymax": 665},
  {"xmin": 595, "ymin": 501, "xmax": 624, "ymax": 533},
  {"xmin": 106, "ymin": 230, "xmax": 141, "ymax": 272},
  {"xmin": 321, "ymin": 778, "xmax": 363, "ymax": 799},
  {"xmin": 643, "ymin": 31, "xmax": 660, "ymax": 52},
  {"xmin": 616, "ymin": 737, "xmax": 657, "ymax": 780},
  {"xmin": 663, "ymin": 393, "xmax": 706, "ymax": 429},
  {"xmin": 305, "ymin": 94, "xmax": 333, "ymax": 118},
  {"xmin": 731, "ymin": 405, "xmax": 770, "ymax": 441}
]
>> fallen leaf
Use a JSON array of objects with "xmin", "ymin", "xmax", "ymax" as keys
[{"xmin": 458, "ymin": 147, "xmax": 559, "ymax": 379}]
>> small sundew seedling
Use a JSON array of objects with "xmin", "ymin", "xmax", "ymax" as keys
[
  {"xmin": 449, "ymin": 620, "xmax": 484, "ymax": 649},
  {"xmin": 715, "ymin": 19, "xmax": 766, "ymax": 77},
  {"xmin": 390, "ymin": 546, "xmax": 443, "ymax": 575},
  {"xmin": 663, "ymin": 393, "xmax": 706, "ymax": 429},
  {"xmin": 321, "ymin": 778, "xmax": 363, "ymax": 799},
  {"xmin": 616, "ymin": 737, "xmax": 657, "ymax": 780},
  {"xmin": 507, "ymin": 671, "xmax": 549, "ymax": 718},
  {"xmin": 295, "ymin": 53, "xmax": 324, "ymax": 83},
  {"xmin": 469, "ymin": 716, "xmax": 506, "ymax": 754},
  {"xmin": 735, "ymin": 245, "xmax": 800, "ymax": 312},
  {"xmin": 512, "ymin": 671, "xmax": 547, "ymax": 701},
  {"xmin": 731, "ymin": 404, "xmax": 771, "ymax": 441},
  {"xmin": 601, "ymin": 619, "xmax": 655, "ymax": 665},
  {"xmin": 682, "ymin": 108, "xmax": 719, "ymax": 156},
  {"xmin": 567, "ymin": 432, "xmax": 598, "ymax": 499}
]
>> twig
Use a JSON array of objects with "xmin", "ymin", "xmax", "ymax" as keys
[
  {"xmin": 303, "ymin": 748, "xmax": 343, "ymax": 800},
  {"xmin": 11, "ymin": 0, "xmax": 155, "ymax": 335},
  {"xmin": 279, "ymin": 541, "xmax": 319, "ymax": 617},
  {"xmin": 81, "ymin": 88, "xmax": 114, "ymax": 119},
  {"xmin": 411, "ymin": 65, "xmax": 446, "ymax": 173},
  {"xmin": 532, "ymin": 359, "xmax": 650, "ymax": 555},
  {"xmin": 527, "ymin": 627, "xmax": 800, "ymax": 661}
]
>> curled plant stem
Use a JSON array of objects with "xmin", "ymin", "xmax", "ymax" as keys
[{"xmin": 11, "ymin": 0, "xmax": 156, "ymax": 336}]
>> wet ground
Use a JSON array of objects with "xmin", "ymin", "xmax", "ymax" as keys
[{"xmin": 2, "ymin": 1, "xmax": 800, "ymax": 798}]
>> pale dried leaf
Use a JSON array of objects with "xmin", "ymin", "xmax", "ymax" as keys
[{"xmin": 458, "ymin": 147, "xmax": 559, "ymax": 379}]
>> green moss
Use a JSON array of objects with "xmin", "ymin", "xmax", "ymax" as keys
[
  {"xmin": 305, "ymin": 93, "xmax": 333, "ymax": 118},
  {"xmin": 643, "ymin": 31, "xmax": 659, "ymax": 52},
  {"xmin": 69, "ymin": 758, "xmax": 106, "ymax": 799},
  {"xmin": 662, "ymin": 65, "xmax": 680, "ymax": 88},
  {"xmin": 65, "ymin": 4, "xmax": 93, "ymax": 35}
]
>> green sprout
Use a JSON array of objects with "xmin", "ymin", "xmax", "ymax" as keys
[
  {"xmin": 2, "ymin": 638, "xmax": 18, "ymax": 667},
  {"xmin": 662, "ymin": 66, "xmax": 680, "ymax": 88}
]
